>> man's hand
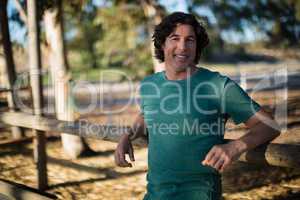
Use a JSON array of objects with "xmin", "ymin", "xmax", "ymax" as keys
[
  {"xmin": 202, "ymin": 141, "xmax": 246, "ymax": 173},
  {"xmin": 114, "ymin": 134, "xmax": 135, "ymax": 167},
  {"xmin": 202, "ymin": 109, "xmax": 280, "ymax": 173}
]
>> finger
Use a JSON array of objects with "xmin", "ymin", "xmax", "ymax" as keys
[
  {"xmin": 120, "ymin": 152, "xmax": 132, "ymax": 167},
  {"xmin": 115, "ymin": 151, "xmax": 125, "ymax": 167},
  {"xmin": 220, "ymin": 159, "xmax": 230, "ymax": 173},
  {"xmin": 207, "ymin": 154, "xmax": 220, "ymax": 168},
  {"xmin": 128, "ymin": 145, "xmax": 135, "ymax": 162},
  {"xmin": 202, "ymin": 151, "xmax": 215, "ymax": 165},
  {"xmin": 118, "ymin": 151, "xmax": 132, "ymax": 167},
  {"xmin": 213, "ymin": 158, "xmax": 225, "ymax": 172},
  {"xmin": 204, "ymin": 150, "xmax": 219, "ymax": 166}
]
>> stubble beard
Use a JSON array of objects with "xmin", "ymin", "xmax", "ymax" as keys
[{"xmin": 173, "ymin": 62, "xmax": 196, "ymax": 73}]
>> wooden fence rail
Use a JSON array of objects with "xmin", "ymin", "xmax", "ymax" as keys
[{"xmin": 0, "ymin": 111, "xmax": 300, "ymax": 168}]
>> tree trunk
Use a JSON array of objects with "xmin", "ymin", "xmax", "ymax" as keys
[
  {"xmin": 0, "ymin": 0, "xmax": 24, "ymax": 138},
  {"xmin": 43, "ymin": 1, "xmax": 91, "ymax": 159},
  {"xmin": 139, "ymin": 0, "xmax": 165, "ymax": 72}
]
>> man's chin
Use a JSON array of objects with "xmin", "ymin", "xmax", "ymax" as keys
[{"xmin": 173, "ymin": 64, "xmax": 193, "ymax": 72}]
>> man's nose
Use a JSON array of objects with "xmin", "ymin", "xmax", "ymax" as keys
[{"xmin": 178, "ymin": 40, "xmax": 188, "ymax": 50}]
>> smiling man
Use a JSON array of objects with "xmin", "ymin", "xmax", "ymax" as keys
[{"xmin": 114, "ymin": 12, "xmax": 280, "ymax": 200}]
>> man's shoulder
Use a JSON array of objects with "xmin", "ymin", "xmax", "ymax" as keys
[
  {"xmin": 140, "ymin": 71, "xmax": 164, "ymax": 83},
  {"xmin": 198, "ymin": 67, "xmax": 228, "ymax": 83}
]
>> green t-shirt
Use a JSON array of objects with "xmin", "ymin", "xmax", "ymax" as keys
[{"xmin": 140, "ymin": 67, "xmax": 260, "ymax": 185}]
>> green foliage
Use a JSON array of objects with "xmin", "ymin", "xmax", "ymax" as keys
[
  {"xmin": 64, "ymin": 0, "xmax": 101, "ymax": 69},
  {"xmin": 186, "ymin": 10, "xmax": 225, "ymax": 60},
  {"xmin": 190, "ymin": 0, "xmax": 300, "ymax": 47},
  {"xmin": 64, "ymin": 0, "xmax": 152, "ymax": 79},
  {"xmin": 11, "ymin": 0, "xmax": 300, "ymax": 80}
]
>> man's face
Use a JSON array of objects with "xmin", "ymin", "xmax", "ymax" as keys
[{"xmin": 163, "ymin": 24, "xmax": 197, "ymax": 72}]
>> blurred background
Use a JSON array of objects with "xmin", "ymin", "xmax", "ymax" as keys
[
  {"xmin": 4, "ymin": 0, "xmax": 300, "ymax": 80},
  {"xmin": 0, "ymin": 0, "xmax": 300, "ymax": 200}
]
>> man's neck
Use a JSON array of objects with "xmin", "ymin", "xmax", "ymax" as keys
[{"xmin": 165, "ymin": 66, "xmax": 198, "ymax": 80}]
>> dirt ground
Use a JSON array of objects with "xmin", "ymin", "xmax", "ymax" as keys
[
  {"xmin": 0, "ymin": 135, "xmax": 300, "ymax": 200},
  {"xmin": 1, "ymin": 98, "xmax": 300, "ymax": 200}
]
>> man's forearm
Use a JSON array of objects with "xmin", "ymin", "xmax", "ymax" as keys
[
  {"xmin": 229, "ymin": 122, "xmax": 280, "ymax": 154},
  {"xmin": 202, "ymin": 110, "xmax": 281, "ymax": 172},
  {"xmin": 123, "ymin": 114, "xmax": 147, "ymax": 141}
]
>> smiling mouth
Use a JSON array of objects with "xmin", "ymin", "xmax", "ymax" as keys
[{"xmin": 174, "ymin": 54, "xmax": 189, "ymax": 61}]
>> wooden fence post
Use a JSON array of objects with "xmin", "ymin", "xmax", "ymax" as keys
[
  {"xmin": 27, "ymin": 0, "xmax": 48, "ymax": 190},
  {"xmin": 0, "ymin": 0, "xmax": 24, "ymax": 138}
]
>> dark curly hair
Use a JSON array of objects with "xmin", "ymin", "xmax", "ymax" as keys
[{"xmin": 152, "ymin": 12, "xmax": 209, "ymax": 64}]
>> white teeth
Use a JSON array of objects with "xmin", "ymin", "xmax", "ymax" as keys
[{"xmin": 176, "ymin": 55, "xmax": 188, "ymax": 58}]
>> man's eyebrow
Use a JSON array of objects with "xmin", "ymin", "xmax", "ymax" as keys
[
  {"xmin": 168, "ymin": 34, "xmax": 195, "ymax": 38},
  {"xmin": 187, "ymin": 35, "xmax": 196, "ymax": 39}
]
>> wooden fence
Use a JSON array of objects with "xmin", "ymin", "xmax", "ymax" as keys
[
  {"xmin": 1, "ymin": 0, "xmax": 300, "ymax": 198},
  {"xmin": 1, "ymin": 111, "xmax": 300, "ymax": 166},
  {"xmin": 1, "ymin": 60, "xmax": 300, "ymax": 193}
]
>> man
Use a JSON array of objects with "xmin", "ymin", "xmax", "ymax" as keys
[{"xmin": 114, "ymin": 12, "xmax": 280, "ymax": 200}]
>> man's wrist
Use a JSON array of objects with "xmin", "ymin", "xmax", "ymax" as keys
[
  {"xmin": 230, "ymin": 139, "xmax": 248, "ymax": 155},
  {"xmin": 122, "ymin": 128, "xmax": 134, "ymax": 140}
]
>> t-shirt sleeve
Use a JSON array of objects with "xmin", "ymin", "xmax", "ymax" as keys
[{"xmin": 221, "ymin": 77, "xmax": 261, "ymax": 125}]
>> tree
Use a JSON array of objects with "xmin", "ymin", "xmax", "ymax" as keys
[
  {"xmin": 88, "ymin": 1, "xmax": 153, "ymax": 76},
  {"xmin": 11, "ymin": 0, "xmax": 93, "ymax": 158},
  {"xmin": 64, "ymin": 0, "xmax": 102, "ymax": 69},
  {"xmin": 139, "ymin": 0, "xmax": 166, "ymax": 72},
  {"xmin": 43, "ymin": 0, "xmax": 93, "ymax": 158},
  {"xmin": 190, "ymin": 0, "xmax": 300, "ymax": 46}
]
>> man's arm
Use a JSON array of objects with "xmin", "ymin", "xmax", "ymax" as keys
[
  {"xmin": 202, "ymin": 109, "xmax": 280, "ymax": 172},
  {"xmin": 127, "ymin": 113, "xmax": 148, "ymax": 141},
  {"xmin": 114, "ymin": 113, "xmax": 147, "ymax": 167}
]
